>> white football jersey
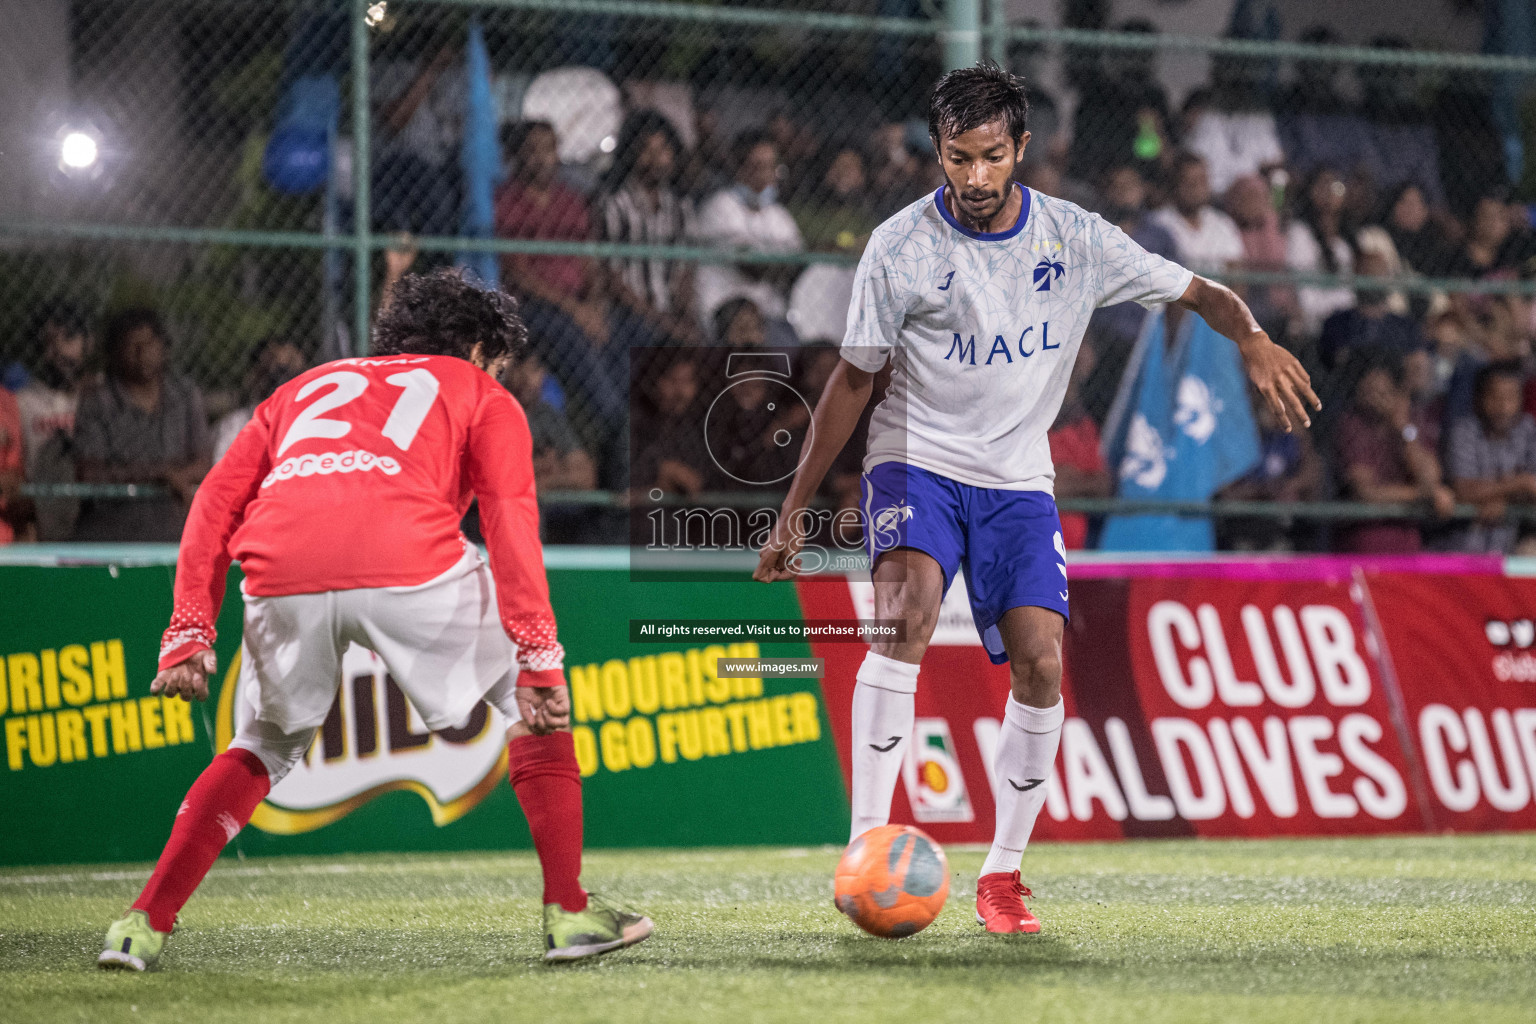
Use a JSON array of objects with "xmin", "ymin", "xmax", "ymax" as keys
[{"xmin": 841, "ymin": 184, "xmax": 1194, "ymax": 491}]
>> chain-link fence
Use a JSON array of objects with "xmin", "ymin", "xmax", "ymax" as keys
[{"xmin": 7, "ymin": 0, "xmax": 1536, "ymax": 549}]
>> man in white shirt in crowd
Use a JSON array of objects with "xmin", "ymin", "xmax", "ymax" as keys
[
  {"xmin": 693, "ymin": 130, "xmax": 805, "ymax": 335},
  {"xmin": 1150, "ymin": 151, "xmax": 1244, "ymax": 274}
]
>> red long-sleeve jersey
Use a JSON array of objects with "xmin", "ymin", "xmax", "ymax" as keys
[{"xmin": 159, "ymin": 354, "xmax": 565, "ymax": 686}]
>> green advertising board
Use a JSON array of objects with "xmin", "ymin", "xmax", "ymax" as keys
[{"xmin": 0, "ymin": 549, "xmax": 849, "ymax": 866}]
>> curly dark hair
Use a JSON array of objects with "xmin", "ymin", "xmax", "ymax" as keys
[
  {"xmin": 928, "ymin": 60, "xmax": 1029, "ymax": 149},
  {"xmin": 730, "ymin": 128, "xmax": 776, "ymax": 173},
  {"xmin": 33, "ymin": 300, "xmax": 90, "ymax": 341},
  {"xmin": 372, "ymin": 268, "xmax": 528, "ymax": 363},
  {"xmin": 1474, "ymin": 359, "xmax": 1525, "ymax": 404}
]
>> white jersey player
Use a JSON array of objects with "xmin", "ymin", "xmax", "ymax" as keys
[{"xmin": 757, "ymin": 62, "xmax": 1318, "ymax": 933}]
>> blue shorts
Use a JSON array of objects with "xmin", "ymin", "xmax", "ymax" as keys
[{"xmin": 861, "ymin": 461, "xmax": 1069, "ymax": 665}]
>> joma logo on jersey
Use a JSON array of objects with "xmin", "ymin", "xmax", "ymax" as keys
[{"xmin": 944, "ymin": 322, "xmax": 1059, "ymax": 366}]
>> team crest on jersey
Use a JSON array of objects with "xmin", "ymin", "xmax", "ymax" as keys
[{"xmin": 1033, "ymin": 258, "xmax": 1066, "ymax": 292}]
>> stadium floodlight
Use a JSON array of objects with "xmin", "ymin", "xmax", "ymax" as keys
[
  {"xmin": 59, "ymin": 130, "xmax": 99, "ymax": 171},
  {"xmin": 51, "ymin": 118, "xmax": 118, "ymax": 189},
  {"xmin": 365, "ymin": 2, "xmax": 387, "ymax": 27}
]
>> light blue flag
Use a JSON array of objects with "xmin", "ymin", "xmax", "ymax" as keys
[
  {"xmin": 1099, "ymin": 309, "xmax": 1261, "ymax": 552},
  {"xmin": 459, "ymin": 18, "xmax": 502, "ymax": 288}
]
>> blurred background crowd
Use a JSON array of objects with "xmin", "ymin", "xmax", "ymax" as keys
[{"xmin": 7, "ymin": 0, "xmax": 1536, "ymax": 554}]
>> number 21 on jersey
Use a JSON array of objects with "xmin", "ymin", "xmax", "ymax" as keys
[{"xmin": 276, "ymin": 369, "xmax": 442, "ymax": 457}]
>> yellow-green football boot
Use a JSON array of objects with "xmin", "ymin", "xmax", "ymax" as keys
[
  {"xmin": 98, "ymin": 910, "xmax": 168, "ymax": 971},
  {"xmin": 542, "ymin": 896, "xmax": 653, "ymax": 962}
]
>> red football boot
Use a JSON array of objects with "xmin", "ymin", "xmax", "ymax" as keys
[{"xmin": 975, "ymin": 870, "xmax": 1041, "ymax": 933}]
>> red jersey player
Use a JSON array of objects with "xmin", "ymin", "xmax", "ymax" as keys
[{"xmin": 99, "ymin": 270, "xmax": 652, "ymax": 970}]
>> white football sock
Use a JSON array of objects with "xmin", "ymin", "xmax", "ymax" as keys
[
  {"xmin": 848, "ymin": 652, "xmax": 919, "ymax": 842},
  {"xmin": 981, "ymin": 695, "xmax": 1064, "ymax": 877}
]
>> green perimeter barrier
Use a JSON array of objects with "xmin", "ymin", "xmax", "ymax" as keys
[{"xmin": 0, "ymin": 548, "xmax": 849, "ymax": 866}]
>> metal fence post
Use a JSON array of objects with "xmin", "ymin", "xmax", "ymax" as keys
[
  {"xmin": 944, "ymin": 0, "xmax": 981, "ymax": 70},
  {"xmin": 351, "ymin": 0, "xmax": 372, "ymax": 356},
  {"xmin": 986, "ymin": 0, "xmax": 1007, "ymax": 66}
]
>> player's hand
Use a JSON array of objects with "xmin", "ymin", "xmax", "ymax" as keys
[
  {"xmin": 150, "ymin": 649, "xmax": 217, "ymax": 703},
  {"xmin": 754, "ymin": 513, "xmax": 805, "ymax": 583},
  {"xmin": 1241, "ymin": 333, "xmax": 1320, "ymax": 433},
  {"xmin": 514, "ymin": 685, "xmax": 571, "ymax": 735}
]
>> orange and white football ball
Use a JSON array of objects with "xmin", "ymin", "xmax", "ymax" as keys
[{"xmin": 833, "ymin": 824, "xmax": 949, "ymax": 938}]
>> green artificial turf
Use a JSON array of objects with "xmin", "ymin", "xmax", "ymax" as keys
[{"xmin": 2, "ymin": 835, "xmax": 1534, "ymax": 1023}]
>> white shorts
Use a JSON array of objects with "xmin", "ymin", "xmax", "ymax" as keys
[{"xmin": 234, "ymin": 545, "xmax": 522, "ymax": 735}]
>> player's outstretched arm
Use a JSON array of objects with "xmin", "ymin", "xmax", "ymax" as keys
[
  {"xmin": 156, "ymin": 412, "xmax": 273, "ymax": 693},
  {"xmin": 465, "ymin": 386, "xmax": 568, "ymax": 695},
  {"xmin": 1177, "ymin": 275, "xmax": 1321, "ymax": 433},
  {"xmin": 754, "ymin": 357, "xmax": 874, "ymax": 583}
]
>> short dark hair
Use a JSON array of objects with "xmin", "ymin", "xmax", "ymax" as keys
[
  {"xmin": 1355, "ymin": 353, "xmax": 1406, "ymax": 388},
  {"xmin": 811, "ymin": 144, "xmax": 864, "ymax": 187},
  {"xmin": 1475, "ymin": 359, "xmax": 1525, "ymax": 403},
  {"xmin": 249, "ymin": 334, "xmax": 297, "ymax": 365},
  {"xmin": 372, "ymin": 268, "xmax": 528, "ymax": 364},
  {"xmin": 1171, "ymin": 150, "xmax": 1207, "ymax": 177},
  {"xmin": 641, "ymin": 350, "xmax": 699, "ymax": 406},
  {"xmin": 713, "ymin": 296, "xmax": 762, "ymax": 342},
  {"xmin": 731, "ymin": 129, "xmax": 776, "ymax": 172},
  {"xmin": 928, "ymin": 60, "xmax": 1029, "ymax": 148},
  {"xmin": 503, "ymin": 119, "xmax": 555, "ymax": 159},
  {"xmin": 102, "ymin": 307, "xmax": 167, "ymax": 374},
  {"xmin": 34, "ymin": 301, "xmax": 90, "ymax": 341}
]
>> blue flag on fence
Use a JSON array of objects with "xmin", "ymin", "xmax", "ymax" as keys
[
  {"xmin": 261, "ymin": 11, "xmax": 343, "ymax": 196},
  {"xmin": 1099, "ymin": 309, "xmax": 1260, "ymax": 552},
  {"xmin": 459, "ymin": 18, "xmax": 503, "ymax": 288}
]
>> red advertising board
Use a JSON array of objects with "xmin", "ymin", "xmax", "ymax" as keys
[
  {"xmin": 800, "ymin": 556, "xmax": 1532, "ymax": 843},
  {"xmin": 1363, "ymin": 572, "xmax": 1536, "ymax": 832},
  {"xmin": 1118, "ymin": 576, "xmax": 1424, "ymax": 837}
]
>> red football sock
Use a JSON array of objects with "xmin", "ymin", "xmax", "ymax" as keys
[
  {"xmin": 132, "ymin": 747, "xmax": 271, "ymax": 932},
  {"xmin": 508, "ymin": 730, "xmax": 587, "ymax": 912}
]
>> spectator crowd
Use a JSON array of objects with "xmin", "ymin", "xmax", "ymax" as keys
[{"xmin": 9, "ymin": 21, "xmax": 1536, "ymax": 555}]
